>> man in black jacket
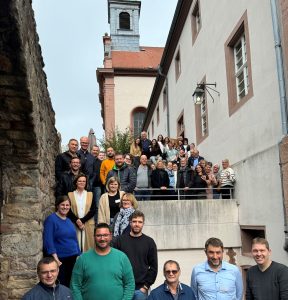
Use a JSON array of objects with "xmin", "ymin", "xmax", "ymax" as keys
[
  {"xmin": 177, "ymin": 158, "xmax": 194, "ymax": 199},
  {"xmin": 106, "ymin": 153, "xmax": 136, "ymax": 193},
  {"xmin": 55, "ymin": 157, "xmax": 82, "ymax": 197},
  {"xmin": 55, "ymin": 138, "xmax": 80, "ymax": 182},
  {"xmin": 114, "ymin": 211, "xmax": 158, "ymax": 300},
  {"xmin": 22, "ymin": 257, "xmax": 72, "ymax": 300}
]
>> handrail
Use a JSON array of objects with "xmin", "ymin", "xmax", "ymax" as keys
[{"xmin": 134, "ymin": 187, "xmax": 234, "ymax": 200}]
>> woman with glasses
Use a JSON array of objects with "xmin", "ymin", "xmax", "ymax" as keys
[{"xmin": 113, "ymin": 193, "xmax": 138, "ymax": 238}]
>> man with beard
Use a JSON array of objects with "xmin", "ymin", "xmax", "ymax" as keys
[
  {"xmin": 114, "ymin": 211, "xmax": 158, "ymax": 300},
  {"xmin": 99, "ymin": 147, "xmax": 115, "ymax": 185},
  {"xmin": 106, "ymin": 153, "xmax": 136, "ymax": 193},
  {"xmin": 70, "ymin": 223, "xmax": 135, "ymax": 300},
  {"xmin": 191, "ymin": 237, "xmax": 243, "ymax": 300}
]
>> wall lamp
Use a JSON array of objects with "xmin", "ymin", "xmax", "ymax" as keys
[{"xmin": 192, "ymin": 82, "xmax": 220, "ymax": 105}]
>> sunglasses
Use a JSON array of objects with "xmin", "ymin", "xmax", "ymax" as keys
[{"xmin": 165, "ymin": 270, "xmax": 178, "ymax": 275}]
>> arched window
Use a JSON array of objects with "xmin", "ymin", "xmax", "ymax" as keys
[
  {"xmin": 132, "ymin": 108, "xmax": 146, "ymax": 138},
  {"xmin": 119, "ymin": 12, "xmax": 130, "ymax": 30}
]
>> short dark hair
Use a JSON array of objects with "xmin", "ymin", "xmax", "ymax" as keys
[
  {"xmin": 129, "ymin": 210, "xmax": 145, "ymax": 222},
  {"xmin": 55, "ymin": 195, "xmax": 70, "ymax": 211},
  {"xmin": 114, "ymin": 152, "xmax": 124, "ymax": 158},
  {"xmin": 163, "ymin": 260, "xmax": 180, "ymax": 273},
  {"xmin": 73, "ymin": 173, "xmax": 88, "ymax": 189},
  {"xmin": 94, "ymin": 223, "xmax": 111, "ymax": 235},
  {"xmin": 37, "ymin": 257, "xmax": 58, "ymax": 274},
  {"xmin": 205, "ymin": 237, "xmax": 224, "ymax": 251},
  {"xmin": 252, "ymin": 237, "xmax": 270, "ymax": 250}
]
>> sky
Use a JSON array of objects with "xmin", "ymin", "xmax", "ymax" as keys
[{"xmin": 32, "ymin": 0, "xmax": 178, "ymax": 146}]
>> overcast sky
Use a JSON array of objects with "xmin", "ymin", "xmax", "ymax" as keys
[{"xmin": 32, "ymin": 0, "xmax": 178, "ymax": 146}]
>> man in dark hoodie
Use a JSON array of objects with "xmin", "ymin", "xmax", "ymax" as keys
[
  {"xmin": 22, "ymin": 257, "xmax": 72, "ymax": 300},
  {"xmin": 106, "ymin": 152, "xmax": 136, "ymax": 193}
]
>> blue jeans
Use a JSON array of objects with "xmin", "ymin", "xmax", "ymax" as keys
[{"xmin": 133, "ymin": 289, "xmax": 148, "ymax": 300}]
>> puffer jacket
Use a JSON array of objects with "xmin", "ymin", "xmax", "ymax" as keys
[{"xmin": 106, "ymin": 163, "xmax": 136, "ymax": 193}]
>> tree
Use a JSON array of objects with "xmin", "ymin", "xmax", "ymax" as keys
[{"xmin": 99, "ymin": 127, "xmax": 132, "ymax": 154}]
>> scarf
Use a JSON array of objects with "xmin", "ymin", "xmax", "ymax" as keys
[{"xmin": 113, "ymin": 207, "xmax": 135, "ymax": 237}]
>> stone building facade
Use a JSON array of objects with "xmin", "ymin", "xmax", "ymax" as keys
[{"xmin": 0, "ymin": 0, "xmax": 59, "ymax": 299}]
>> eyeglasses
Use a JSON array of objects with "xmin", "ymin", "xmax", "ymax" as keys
[
  {"xmin": 165, "ymin": 270, "xmax": 178, "ymax": 275},
  {"xmin": 95, "ymin": 234, "xmax": 110, "ymax": 238}
]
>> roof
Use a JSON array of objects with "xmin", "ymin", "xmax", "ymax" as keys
[{"xmin": 111, "ymin": 46, "xmax": 164, "ymax": 69}]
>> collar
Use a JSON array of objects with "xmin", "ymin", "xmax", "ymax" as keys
[
  {"xmin": 164, "ymin": 281, "xmax": 183, "ymax": 294},
  {"xmin": 39, "ymin": 280, "xmax": 59, "ymax": 291},
  {"xmin": 205, "ymin": 261, "xmax": 227, "ymax": 272}
]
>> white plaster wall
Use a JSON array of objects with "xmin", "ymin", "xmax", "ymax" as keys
[
  {"xmin": 114, "ymin": 76, "xmax": 156, "ymax": 131},
  {"xmin": 146, "ymin": 0, "xmax": 288, "ymax": 263}
]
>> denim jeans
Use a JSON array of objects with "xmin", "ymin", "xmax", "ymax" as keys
[{"xmin": 133, "ymin": 289, "xmax": 148, "ymax": 300}]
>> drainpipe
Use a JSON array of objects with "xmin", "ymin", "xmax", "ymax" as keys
[
  {"xmin": 158, "ymin": 67, "xmax": 170, "ymax": 137},
  {"xmin": 270, "ymin": 0, "xmax": 288, "ymax": 251}
]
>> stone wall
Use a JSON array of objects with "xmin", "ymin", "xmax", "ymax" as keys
[{"xmin": 0, "ymin": 0, "xmax": 59, "ymax": 299}]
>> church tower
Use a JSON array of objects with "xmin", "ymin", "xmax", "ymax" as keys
[{"xmin": 108, "ymin": 0, "xmax": 141, "ymax": 51}]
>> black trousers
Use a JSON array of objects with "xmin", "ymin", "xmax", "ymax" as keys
[{"xmin": 58, "ymin": 255, "xmax": 78, "ymax": 287}]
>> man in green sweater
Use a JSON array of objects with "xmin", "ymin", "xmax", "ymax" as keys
[{"xmin": 70, "ymin": 223, "xmax": 135, "ymax": 300}]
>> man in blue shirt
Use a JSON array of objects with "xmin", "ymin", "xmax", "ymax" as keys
[{"xmin": 191, "ymin": 237, "xmax": 243, "ymax": 300}]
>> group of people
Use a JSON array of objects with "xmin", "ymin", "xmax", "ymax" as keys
[
  {"xmin": 23, "ymin": 231, "xmax": 288, "ymax": 300},
  {"xmin": 21, "ymin": 134, "xmax": 288, "ymax": 299}
]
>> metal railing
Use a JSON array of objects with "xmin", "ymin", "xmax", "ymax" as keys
[{"xmin": 134, "ymin": 187, "xmax": 234, "ymax": 201}]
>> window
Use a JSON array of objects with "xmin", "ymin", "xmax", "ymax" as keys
[
  {"xmin": 225, "ymin": 11, "xmax": 253, "ymax": 116},
  {"xmin": 151, "ymin": 120, "xmax": 154, "ymax": 137},
  {"xmin": 234, "ymin": 35, "xmax": 248, "ymax": 101},
  {"xmin": 175, "ymin": 50, "xmax": 181, "ymax": 80},
  {"xmin": 191, "ymin": 0, "xmax": 201, "ymax": 44},
  {"xmin": 195, "ymin": 76, "xmax": 208, "ymax": 144},
  {"xmin": 240, "ymin": 226, "xmax": 265, "ymax": 256},
  {"xmin": 177, "ymin": 112, "xmax": 184, "ymax": 137},
  {"xmin": 119, "ymin": 12, "xmax": 130, "ymax": 30},
  {"xmin": 132, "ymin": 108, "xmax": 146, "ymax": 138},
  {"xmin": 156, "ymin": 106, "xmax": 160, "ymax": 125},
  {"xmin": 163, "ymin": 86, "xmax": 168, "ymax": 111}
]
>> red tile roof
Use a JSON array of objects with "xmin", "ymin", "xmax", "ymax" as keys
[{"xmin": 111, "ymin": 46, "xmax": 164, "ymax": 69}]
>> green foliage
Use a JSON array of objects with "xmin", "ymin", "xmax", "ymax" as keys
[{"xmin": 99, "ymin": 127, "xmax": 132, "ymax": 154}]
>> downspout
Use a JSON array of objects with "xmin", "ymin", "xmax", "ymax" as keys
[
  {"xmin": 270, "ymin": 0, "xmax": 288, "ymax": 251},
  {"xmin": 165, "ymin": 80, "xmax": 170, "ymax": 137},
  {"xmin": 158, "ymin": 67, "xmax": 170, "ymax": 137}
]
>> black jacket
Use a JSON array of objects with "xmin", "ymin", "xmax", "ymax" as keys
[
  {"xmin": 55, "ymin": 151, "xmax": 81, "ymax": 182},
  {"xmin": 107, "ymin": 164, "xmax": 136, "ymax": 193},
  {"xmin": 151, "ymin": 169, "xmax": 170, "ymax": 189},
  {"xmin": 77, "ymin": 149, "xmax": 95, "ymax": 179},
  {"xmin": 21, "ymin": 281, "xmax": 72, "ymax": 300},
  {"xmin": 187, "ymin": 155, "xmax": 204, "ymax": 168},
  {"xmin": 177, "ymin": 167, "xmax": 194, "ymax": 188}
]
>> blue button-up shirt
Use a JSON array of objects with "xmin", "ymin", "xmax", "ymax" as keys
[{"xmin": 191, "ymin": 261, "xmax": 243, "ymax": 300}]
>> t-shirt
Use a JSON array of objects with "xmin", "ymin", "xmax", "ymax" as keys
[{"xmin": 108, "ymin": 192, "xmax": 121, "ymax": 218}]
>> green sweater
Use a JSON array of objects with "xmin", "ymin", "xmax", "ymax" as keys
[{"xmin": 70, "ymin": 248, "xmax": 135, "ymax": 300}]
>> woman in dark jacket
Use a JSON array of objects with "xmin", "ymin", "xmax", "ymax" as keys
[
  {"xmin": 149, "ymin": 139, "xmax": 162, "ymax": 164},
  {"xmin": 192, "ymin": 164, "xmax": 209, "ymax": 199},
  {"xmin": 151, "ymin": 160, "xmax": 170, "ymax": 200}
]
